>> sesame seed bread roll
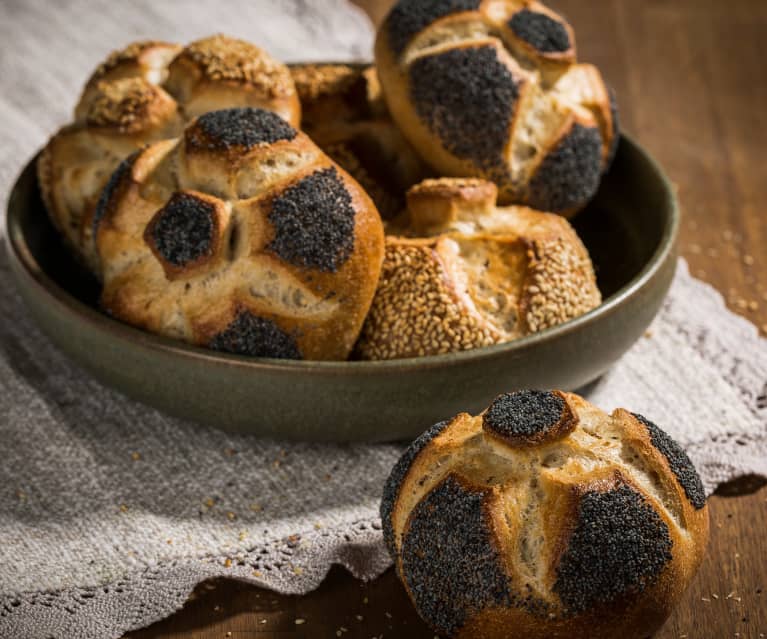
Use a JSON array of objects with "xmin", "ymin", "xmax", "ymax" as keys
[
  {"xmin": 94, "ymin": 107, "xmax": 384, "ymax": 361},
  {"xmin": 355, "ymin": 178, "xmax": 600, "ymax": 360},
  {"xmin": 382, "ymin": 390, "xmax": 709, "ymax": 639},
  {"xmin": 38, "ymin": 35, "xmax": 300, "ymax": 274},
  {"xmin": 374, "ymin": 0, "xmax": 619, "ymax": 214}
]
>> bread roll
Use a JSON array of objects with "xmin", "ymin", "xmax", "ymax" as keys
[
  {"xmin": 39, "ymin": 35, "xmax": 300, "ymax": 272},
  {"xmin": 374, "ymin": 0, "xmax": 618, "ymax": 214},
  {"xmin": 94, "ymin": 107, "xmax": 384, "ymax": 361},
  {"xmin": 355, "ymin": 178, "xmax": 600, "ymax": 359},
  {"xmin": 382, "ymin": 390, "xmax": 709, "ymax": 639},
  {"xmin": 291, "ymin": 63, "xmax": 428, "ymax": 221}
]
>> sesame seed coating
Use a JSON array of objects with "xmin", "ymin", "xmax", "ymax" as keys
[
  {"xmin": 554, "ymin": 483, "xmax": 673, "ymax": 614},
  {"xmin": 508, "ymin": 9, "xmax": 571, "ymax": 53},
  {"xmin": 380, "ymin": 419, "xmax": 450, "ymax": 556},
  {"xmin": 148, "ymin": 192, "xmax": 215, "ymax": 267},
  {"xmin": 632, "ymin": 413, "xmax": 707, "ymax": 510},
  {"xmin": 483, "ymin": 390, "xmax": 564, "ymax": 441},
  {"xmin": 209, "ymin": 310, "xmax": 301, "ymax": 359},
  {"xmin": 189, "ymin": 107, "xmax": 297, "ymax": 150},
  {"xmin": 93, "ymin": 151, "xmax": 139, "ymax": 236},
  {"xmin": 400, "ymin": 475, "xmax": 511, "ymax": 636},
  {"xmin": 409, "ymin": 46, "xmax": 519, "ymax": 171},
  {"xmin": 84, "ymin": 78, "xmax": 165, "ymax": 133},
  {"xmin": 526, "ymin": 123, "xmax": 603, "ymax": 213},
  {"xmin": 181, "ymin": 35, "xmax": 293, "ymax": 98},
  {"xmin": 523, "ymin": 237, "xmax": 601, "ymax": 333},
  {"xmin": 267, "ymin": 167, "xmax": 356, "ymax": 273},
  {"xmin": 385, "ymin": 0, "xmax": 481, "ymax": 56},
  {"xmin": 356, "ymin": 242, "xmax": 496, "ymax": 360}
]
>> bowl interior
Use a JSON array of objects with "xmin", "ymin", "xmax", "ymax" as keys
[{"xmin": 16, "ymin": 140, "xmax": 661, "ymax": 341}]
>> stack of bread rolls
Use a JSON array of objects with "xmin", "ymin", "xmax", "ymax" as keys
[
  {"xmin": 36, "ymin": 8, "xmax": 709, "ymax": 638},
  {"xmin": 39, "ymin": 0, "xmax": 616, "ymax": 361}
]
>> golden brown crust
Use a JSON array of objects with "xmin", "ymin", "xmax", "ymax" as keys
[
  {"xmin": 83, "ymin": 40, "xmax": 182, "ymax": 89},
  {"xmin": 406, "ymin": 177, "xmax": 498, "ymax": 235},
  {"xmin": 165, "ymin": 35, "xmax": 300, "ymax": 125},
  {"xmin": 386, "ymin": 391, "xmax": 710, "ymax": 639},
  {"xmin": 95, "ymin": 109, "xmax": 385, "ymax": 361}
]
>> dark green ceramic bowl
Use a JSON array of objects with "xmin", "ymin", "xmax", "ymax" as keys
[{"xmin": 5, "ymin": 135, "xmax": 677, "ymax": 441}]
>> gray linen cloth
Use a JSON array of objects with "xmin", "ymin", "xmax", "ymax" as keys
[{"xmin": 1, "ymin": 2, "xmax": 766, "ymax": 638}]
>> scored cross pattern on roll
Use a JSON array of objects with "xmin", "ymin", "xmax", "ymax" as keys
[
  {"xmin": 375, "ymin": 0, "xmax": 619, "ymax": 214},
  {"xmin": 381, "ymin": 390, "xmax": 709, "ymax": 639},
  {"xmin": 94, "ymin": 107, "xmax": 384, "ymax": 361}
]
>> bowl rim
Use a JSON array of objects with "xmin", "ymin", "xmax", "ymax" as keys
[{"xmin": 5, "ymin": 133, "xmax": 678, "ymax": 375}]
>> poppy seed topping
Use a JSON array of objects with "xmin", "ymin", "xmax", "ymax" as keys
[
  {"xmin": 209, "ymin": 310, "xmax": 301, "ymax": 360},
  {"xmin": 633, "ymin": 413, "xmax": 706, "ymax": 509},
  {"xmin": 554, "ymin": 483, "xmax": 673, "ymax": 614},
  {"xmin": 526, "ymin": 123, "xmax": 603, "ymax": 212},
  {"xmin": 380, "ymin": 419, "xmax": 451, "ymax": 555},
  {"xmin": 508, "ymin": 9, "xmax": 571, "ymax": 54},
  {"xmin": 385, "ymin": 0, "xmax": 481, "ymax": 56},
  {"xmin": 148, "ymin": 192, "xmax": 216, "ymax": 267},
  {"xmin": 409, "ymin": 46, "xmax": 520, "ymax": 170},
  {"xmin": 188, "ymin": 107, "xmax": 297, "ymax": 150},
  {"xmin": 483, "ymin": 390, "xmax": 569, "ymax": 444},
  {"xmin": 267, "ymin": 167, "xmax": 356, "ymax": 273},
  {"xmin": 400, "ymin": 475, "xmax": 511, "ymax": 636}
]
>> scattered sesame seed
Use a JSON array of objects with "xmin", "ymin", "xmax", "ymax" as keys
[
  {"xmin": 295, "ymin": 618, "xmax": 306, "ymax": 625},
  {"xmin": 223, "ymin": 559, "xmax": 232, "ymax": 568},
  {"xmin": 227, "ymin": 511, "xmax": 237, "ymax": 521},
  {"xmin": 744, "ymin": 255, "xmax": 755, "ymax": 266},
  {"xmin": 131, "ymin": 451, "xmax": 141, "ymax": 461}
]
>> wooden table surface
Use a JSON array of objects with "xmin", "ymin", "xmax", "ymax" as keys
[{"xmin": 127, "ymin": 1, "xmax": 767, "ymax": 637}]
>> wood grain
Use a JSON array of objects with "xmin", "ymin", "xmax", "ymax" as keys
[{"xmin": 127, "ymin": 0, "xmax": 767, "ymax": 637}]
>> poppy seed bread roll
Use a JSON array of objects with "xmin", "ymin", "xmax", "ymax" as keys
[
  {"xmin": 355, "ymin": 178, "xmax": 600, "ymax": 360},
  {"xmin": 382, "ymin": 390, "xmax": 709, "ymax": 639},
  {"xmin": 94, "ymin": 107, "xmax": 384, "ymax": 361},
  {"xmin": 374, "ymin": 0, "xmax": 618, "ymax": 214}
]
